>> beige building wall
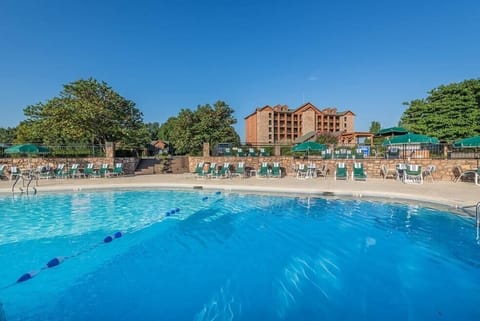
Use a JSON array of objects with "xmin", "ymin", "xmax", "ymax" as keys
[
  {"xmin": 343, "ymin": 112, "xmax": 355, "ymax": 133},
  {"xmin": 245, "ymin": 103, "xmax": 355, "ymax": 144},
  {"xmin": 301, "ymin": 109, "xmax": 316, "ymax": 135},
  {"xmin": 245, "ymin": 114, "xmax": 257, "ymax": 144},
  {"xmin": 256, "ymin": 109, "xmax": 271, "ymax": 144}
]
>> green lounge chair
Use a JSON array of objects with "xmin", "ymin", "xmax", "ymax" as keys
[
  {"xmin": 206, "ymin": 162, "xmax": 217, "ymax": 178},
  {"xmin": 233, "ymin": 162, "xmax": 246, "ymax": 178},
  {"xmin": 248, "ymin": 148, "xmax": 257, "ymax": 157},
  {"xmin": 257, "ymin": 162, "xmax": 269, "ymax": 178},
  {"xmin": 196, "ymin": 162, "xmax": 210, "ymax": 179},
  {"xmin": 54, "ymin": 164, "xmax": 67, "ymax": 178},
  {"xmin": 110, "ymin": 163, "xmax": 124, "ymax": 177},
  {"xmin": 224, "ymin": 148, "xmax": 232, "ymax": 156},
  {"xmin": 213, "ymin": 162, "xmax": 230, "ymax": 179},
  {"xmin": 352, "ymin": 162, "xmax": 367, "ymax": 181},
  {"xmin": 271, "ymin": 162, "xmax": 282, "ymax": 178},
  {"xmin": 334, "ymin": 163, "xmax": 347, "ymax": 180},
  {"xmin": 98, "ymin": 164, "xmax": 110, "ymax": 177},
  {"xmin": 83, "ymin": 163, "xmax": 96, "ymax": 178},
  {"xmin": 354, "ymin": 148, "xmax": 365, "ymax": 159},
  {"xmin": 259, "ymin": 148, "xmax": 269, "ymax": 157},
  {"xmin": 237, "ymin": 148, "xmax": 245, "ymax": 157},
  {"xmin": 296, "ymin": 163, "xmax": 309, "ymax": 179},
  {"xmin": 321, "ymin": 149, "xmax": 332, "ymax": 159},
  {"xmin": 68, "ymin": 164, "xmax": 81, "ymax": 178},
  {"xmin": 404, "ymin": 164, "xmax": 422, "ymax": 184},
  {"xmin": 194, "ymin": 162, "xmax": 204, "ymax": 176}
]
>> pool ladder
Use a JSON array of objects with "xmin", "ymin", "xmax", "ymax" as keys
[
  {"xmin": 11, "ymin": 174, "xmax": 37, "ymax": 195},
  {"xmin": 476, "ymin": 202, "xmax": 480, "ymax": 242}
]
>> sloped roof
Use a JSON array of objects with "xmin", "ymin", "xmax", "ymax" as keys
[{"xmin": 294, "ymin": 131, "xmax": 316, "ymax": 143}]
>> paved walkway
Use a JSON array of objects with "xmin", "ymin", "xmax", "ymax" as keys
[{"xmin": 1, "ymin": 174, "xmax": 479, "ymax": 215}]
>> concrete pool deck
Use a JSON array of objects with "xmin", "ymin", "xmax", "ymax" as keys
[{"xmin": 1, "ymin": 174, "xmax": 479, "ymax": 215}]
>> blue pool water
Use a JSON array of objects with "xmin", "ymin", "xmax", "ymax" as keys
[{"xmin": 0, "ymin": 189, "xmax": 479, "ymax": 321}]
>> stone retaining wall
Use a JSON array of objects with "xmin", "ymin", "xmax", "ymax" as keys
[
  {"xmin": 0, "ymin": 157, "xmax": 137, "ymax": 175},
  {"xmin": 189, "ymin": 156, "xmax": 479, "ymax": 181}
]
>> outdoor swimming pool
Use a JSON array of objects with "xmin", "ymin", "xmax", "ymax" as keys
[{"xmin": 0, "ymin": 189, "xmax": 479, "ymax": 320}]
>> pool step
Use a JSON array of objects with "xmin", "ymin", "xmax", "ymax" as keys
[{"xmin": 134, "ymin": 157, "xmax": 189, "ymax": 175}]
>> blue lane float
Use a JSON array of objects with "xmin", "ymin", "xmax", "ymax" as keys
[
  {"xmin": 17, "ymin": 271, "xmax": 38, "ymax": 283},
  {"xmin": 104, "ymin": 231, "xmax": 123, "ymax": 243},
  {"xmin": 165, "ymin": 208, "xmax": 181, "ymax": 216},
  {"xmin": 46, "ymin": 257, "xmax": 64, "ymax": 268},
  {"xmin": 6, "ymin": 201, "xmax": 204, "ymax": 289}
]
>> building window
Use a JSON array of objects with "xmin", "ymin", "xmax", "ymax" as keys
[
  {"xmin": 344, "ymin": 123, "xmax": 347, "ymax": 128},
  {"xmin": 269, "ymin": 127, "xmax": 272, "ymax": 132},
  {"xmin": 344, "ymin": 116, "xmax": 347, "ymax": 121},
  {"xmin": 268, "ymin": 120, "xmax": 271, "ymax": 125},
  {"xmin": 269, "ymin": 113, "xmax": 272, "ymax": 119}
]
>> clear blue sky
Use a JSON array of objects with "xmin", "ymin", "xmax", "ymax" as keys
[{"xmin": 1, "ymin": 0, "xmax": 479, "ymax": 140}]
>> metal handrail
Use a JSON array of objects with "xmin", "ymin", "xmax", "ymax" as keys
[
  {"xmin": 476, "ymin": 202, "xmax": 480, "ymax": 229},
  {"xmin": 26, "ymin": 174, "xmax": 37, "ymax": 195},
  {"xmin": 11, "ymin": 175, "xmax": 22, "ymax": 193},
  {"xmin": 476, "ymin": 202, "xmax": 480, "ymax": 242}
]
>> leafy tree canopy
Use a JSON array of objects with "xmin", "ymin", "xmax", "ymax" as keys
[
  {"xmin": 369, "ymin": 121, "xmax": 381, "ymax": 134},
  {"xmin": 15, "ymin": 78, "xmax": 149, "ymax": 147},
  {"xmin": 144, "ymin": 122, "xmax": 161, "ymax": 141},
  {"xmin": 400, "ymin": 79, "xmax": 480, "ymax": 141},
  {"xmin": 0, "ymin": 127, "xmax": 17, "ymax": 144},
  {"xmin": 158, "ymin": 101, "xmax": 241, "ymax": 155},
  {"xmin": 315, "ymin": 132, "xmax": 338, "ymax": 145}
]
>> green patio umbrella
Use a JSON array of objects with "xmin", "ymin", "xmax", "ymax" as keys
[
  {"xmin": 374, "ymin": 127, "xmax": 408, "ymax": 137},
  {"xmin": 453, "ymin": 136, "xmax": 480, "ymax": 167},
  {"xmin": 453, "ymin": 135, "xmax": 480, "ymax": 148},
  {"xmin": 382, "ymin": 133, "xmax": 439, "ymax": 145},
  {"xmin": 291, "ymin": 141, "xmax": 326, "ymax": 158},
  {"xmin": 5, "ymin": 144, "xmax": 49, "ymax": 154},
  {"xmin": 291, "ymin": 141, "xmax": 326, "ymax": 153},
  {"xmin": 5, "ymin": 144, "xmax": 50, "ymax": 169}
]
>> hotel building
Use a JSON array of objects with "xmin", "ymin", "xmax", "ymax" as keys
[{"xmin": 245, "ymin": 102, "xmax": 355, "ymax": 144}]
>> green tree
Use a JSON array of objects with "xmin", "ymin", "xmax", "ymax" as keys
[
  {"xmin": 158, "ymin": 117, "xmax": 177, "ymax": 141},
  {"xmin": 369, "ymin": 121, "xmax": 381, "ymax": 134},
  {"xmin": 15, "ymin": 78, "xmax": 148, "ymax": 147},
  {"xmin": 144, "ymin": 122, "xmax": 161, "ymax": 141},
  {"xmin": 315, "ymin": 132, "xmax": 338, "ymax": 145},
  {"xmin": 0, "ymin": 127, "xmax": 17, "ymax": 144},
  {"xmin": 158, "ymin": 101, "xmax": 241, "ymax": 155},
  {"xmin": 400, "ymin": 79, "xmax": 480, "ymax": 141}
]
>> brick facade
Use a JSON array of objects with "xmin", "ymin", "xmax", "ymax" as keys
[{"xmin": 244, "ymin": 102, "xmax": 355, "ymax": 144}]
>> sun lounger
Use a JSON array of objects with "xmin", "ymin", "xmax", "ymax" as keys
[
  {"xmin": 334, "ymin": 163, "xmax": 347, "ymax": 180},
  {"xmin": 352, "ymin": 162, "xmax": 367, "ymax": 181}
]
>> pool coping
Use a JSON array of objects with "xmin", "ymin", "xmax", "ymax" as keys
[{"xmin": 1, "ymin": 174, "xmax": 478, "ymax": 216}]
